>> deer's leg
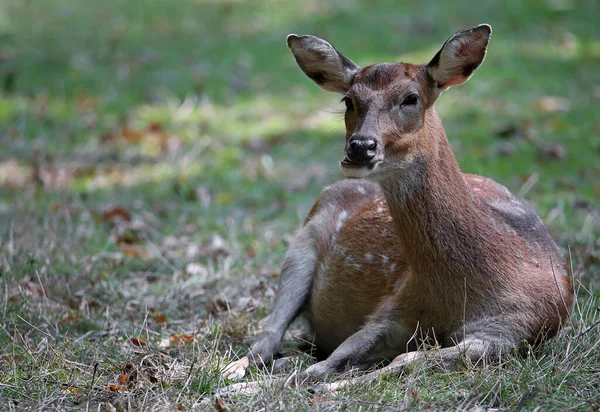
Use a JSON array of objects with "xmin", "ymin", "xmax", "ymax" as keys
[
  {"xmin": 303, "ymin": 297, "xmax": 402, "ymax": 379},
  {"xmin": 222, "ymin": 229, "xmax": 316, "ymax": 381},
  {"xmin": 314, "ymin": 338, "xmax": 493, "ymax": 392}
]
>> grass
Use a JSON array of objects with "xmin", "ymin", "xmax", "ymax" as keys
[{"xmin": 1, "ymin": 0, "xmax": 599, "ymax": 409}]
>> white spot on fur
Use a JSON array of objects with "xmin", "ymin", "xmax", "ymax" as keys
[
  {"xmin": 364, "ymin": 252, "xmax": 373, "ymax": 261},
  {"xmin": 382, "ymin": 255, "xmax": 389, "ymax": 265},
  {"xmin": 357, "ymin": 186, "xmax": 366, "ymax": 195},
  {"xmin": 336, "ymin": 210, "xmax": 348, "ymax": 232}
]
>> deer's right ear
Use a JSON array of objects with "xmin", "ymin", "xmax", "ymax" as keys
[{"xmin": 287, "ymin": 34, "xmax": 359, "ymax": 93}]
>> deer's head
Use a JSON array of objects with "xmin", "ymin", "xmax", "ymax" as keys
[{"xmin": 287, "ymin": 25, "xmax": 491, "ymax": 179}]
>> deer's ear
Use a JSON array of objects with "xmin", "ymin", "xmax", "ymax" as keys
[
  {"xmin": 287, "ymin": 34, "xmax": 359, "ymax": 93},
  {"xmin": 427, "ymin": 24, "xmax": 491, "ymax": 92}
]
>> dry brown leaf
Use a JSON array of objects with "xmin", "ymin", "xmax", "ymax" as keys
[
  {"xmin": 122, "ymin": 128, "xmax": 144, "ymax": 142},
  {"xmin": 130, "ymin": 337, "xmax": 146, "ymax": 347},
  {"xmin": 8, "ymin": 295, "xmax": 20, "ymax": 303},
  {"xmin": 119, "ymin": 244, "xmax": 149, "ymax": 260},
  {"xmin": 61, "ymin": 314, "xmax": 81, "ymax": 323},
  {"xmin": 119, "ymin": 374, "xmax": 128, "ymax": 384},
  {"xmin": 102, "ymin": 206, "xmax": 132, "ymax": 223},
  {"xmin": 213, "ymin": 396, "xmax": 229, "ymax": 412},
  {"xmin": 105, "ymin": 384, "xmax": 125, "ymax": 393},
  {"xmin": 154, "ymin": 314, "xmax": 167, "ymax": 325},
  {"xmin": 60, "ymin": 387, "xmax": 81, "ymax": 394},
  {"xmin": 148, "ymin": 122, "xmax": 163, "ymax": 132},
  {"xmin": 169, "ymin": 334, "xmax": 196, "ymax": 344},
  {"xmin": 213, "ymin": 298, "xmax": 229, "ymax": 312}
]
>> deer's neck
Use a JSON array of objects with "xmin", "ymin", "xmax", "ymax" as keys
[{"xmin": 379, "ymin": 130, "xmax": 505, "ymax": 283}]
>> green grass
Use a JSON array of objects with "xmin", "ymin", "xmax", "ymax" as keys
[{"xmin": 1, "ymin": 0, "xmax": 599, "ymax": 409}]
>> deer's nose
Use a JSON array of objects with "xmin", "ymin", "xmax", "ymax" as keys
[{"xmin": 347, "ymin": 136, "xmax": 378, "ymax": 164}]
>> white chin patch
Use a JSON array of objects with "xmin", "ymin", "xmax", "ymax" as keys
[{"xmin": 340, "ymin": 164, "xmax": 375, "ymax": 179}]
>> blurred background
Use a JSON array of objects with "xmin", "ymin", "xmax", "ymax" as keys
[{"xmin": 0, "ymin": 0, "xmax": 599, "ymax": 408}]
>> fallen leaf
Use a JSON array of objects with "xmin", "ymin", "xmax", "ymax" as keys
[
  {"xmin": 153, "ymin": 314, "xmax": 167, "ymax": 325},
  {"xmin": 214, "ymin": 397, "xmax": 229, "ymax": 412},
  {"xmin": 169, "ymin": 334, "xmax": 196, "ymax": 345},
  {"xmin": 213, "ymin": 298, "xmax": 229, "ymax": 312},
  {"xmin": 130, "ymin": 337, "xmax": 146, "ymax": 347},
  {"xmin": 119, "ymin": 244, "xmax": 149, "ymax": 260},
  {"xmin": 8, "ymin": 295, "xmax": 20, "ymax": 303},
  {"xmin": 102, "ymin": 206, "xmax": 132, "ymax": 223},
  {"xmin": 119, "ymin": 374, "xmax": 128, "ymax": 384},
  {"xmin": 148, "ymin": 122, "xmax": 163, "ymax": 132},
  {"xmin": 61, "ymin": 314, "xmax": 82, "ymax": 323},
  {"xmin": 105, "ymin": 385, "xmax": 125, "ymax": 393},
  {"xmin": 122, "ymin": 128, "xmax": 144, "ymax": 142},
  {"xmin": 60, "ymin": 387, "xmax": 81, "ymax": 394}
]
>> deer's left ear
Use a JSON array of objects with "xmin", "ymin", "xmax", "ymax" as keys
[{"xmin": 427, "ymin": 24, "xmax": 491, "ymax": 92}]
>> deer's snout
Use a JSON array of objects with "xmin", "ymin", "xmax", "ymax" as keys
[{"xmin": 346, "ymin": 135, "xmax": 379, "ymax": 165}]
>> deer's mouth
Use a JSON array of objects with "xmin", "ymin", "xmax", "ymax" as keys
[{"xmin": 340, "ymin": 157, "xmax": 381, "ymax": 178}]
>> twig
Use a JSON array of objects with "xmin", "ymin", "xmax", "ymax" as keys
[
  {"xmin": 88, "ymin": 362, "xmax": 98, "ymax": 403},
  {"xmin": 575, "ymin": 313, "xmax": 600, "ymax": 339}
]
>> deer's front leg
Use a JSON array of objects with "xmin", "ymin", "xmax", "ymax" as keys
[
  {"xmin": 222, "ymin": 229, "xmax": 316, "ymax": 381},
  {"xmin": 314, "ymin": 337, "xmax": 493, "ymax": 393},
  {"xmin": 304, "ymin": 298, "xmax": 402, "ymax": 379}
]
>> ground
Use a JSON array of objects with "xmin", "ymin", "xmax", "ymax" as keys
[{"xmin": 0, "ymin": 0, "xmax": 599, "ymax": 410}]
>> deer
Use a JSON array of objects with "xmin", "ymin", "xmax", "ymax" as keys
[{"xmin": 221, "ymin": 24, "xmax": 572, "ymax": 392}]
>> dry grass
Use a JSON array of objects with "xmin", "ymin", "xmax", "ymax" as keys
[{"xmin": 1, "ymin": 0, "xmax": 600, "ymax": 409}]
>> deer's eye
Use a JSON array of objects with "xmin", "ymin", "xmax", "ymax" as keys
[
  {"xmin": 401, "ymin": 93, "xmax": 419, "ymax": 106},
  {"xmin": 342, "ymin": 96, "xmax": 354, "ymax": 111}
]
